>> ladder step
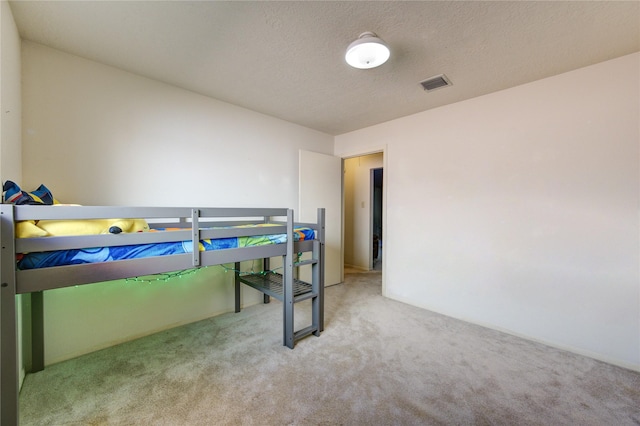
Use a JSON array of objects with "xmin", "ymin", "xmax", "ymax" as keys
[
  {"xmin": 295, "ymin": 259, "xmax": 318, "ymax": 267},
  {"xmin": 294, "ymin": 291, "xmax": 318, "ymax": 303},
  {"xmin": 294, "ymin": 325, "xmax": 318, "ymax": 341}
]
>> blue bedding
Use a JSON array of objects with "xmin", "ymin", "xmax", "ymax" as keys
[{"xmin": 17, "ymin": 227, "xmax": 315, "ymax": 270}]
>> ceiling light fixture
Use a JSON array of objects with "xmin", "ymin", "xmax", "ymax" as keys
[{"xmin": 345, "ymin": 32, "xmax": 390, "ymax": 69}]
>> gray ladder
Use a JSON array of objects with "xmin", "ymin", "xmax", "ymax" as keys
[{"xmin": 234, "ymin": 255, "xmax": 321, "ymax": 348}]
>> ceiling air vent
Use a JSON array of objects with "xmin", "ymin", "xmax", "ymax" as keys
[{"xmin": 419, "ymin": 74, "xmax": 452, "ymax": 92}]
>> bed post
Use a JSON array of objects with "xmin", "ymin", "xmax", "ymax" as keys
[
  {"xmin": 234, "ymin": 262, "xmax": 241, "ymax": 313},
  {"xmin": 262, "ymin": 215, "xmax": 270, "ymax": 305},
  {"xmin": 190, "ymin": 209, "xmax": 201, "ymax": 267},
  {"xmin": 31, "ymin": 292, "xmax": 44, "ymax": 372},
  {"xmin": 0, "ymin": 204, "xmax": 19, "ymax": 425},
  {"xmin": 283, "ymin": 209, "xmax": 295, "ymax": 348},
  {"xmin": 317, "ymin": 208, "xmax": 325, "ymax": 332},
  {"xmin": 263, "ymin": 257, "xmax": 271, "ymax": 304}
]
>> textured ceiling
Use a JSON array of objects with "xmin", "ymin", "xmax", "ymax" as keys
[{"xmin": 9, "ymin": 1, "xmax": 640, "ymax": 136}]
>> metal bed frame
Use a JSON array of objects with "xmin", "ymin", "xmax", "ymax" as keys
[{"xmin": 0, "ymin": 205, "xmax": 325, "ymax": 425}]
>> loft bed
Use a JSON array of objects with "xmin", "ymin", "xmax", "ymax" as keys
[{"xmin": 0, "ymin": 204, "xmax": 325, "ymax": 425}]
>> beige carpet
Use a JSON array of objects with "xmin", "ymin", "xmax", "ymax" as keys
[{"xmin": 19, "ymin": 272, "xmax": 640, "ymax": 425}]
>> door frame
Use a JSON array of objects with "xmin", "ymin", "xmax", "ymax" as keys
[{"xmin": 340, "ymin": 147, "xmax": 386, "ymax": 293}]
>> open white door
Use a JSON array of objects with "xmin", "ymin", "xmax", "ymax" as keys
[{"xmin": 299, "ymin": 150, "xmax": 343, "ymax": 286}]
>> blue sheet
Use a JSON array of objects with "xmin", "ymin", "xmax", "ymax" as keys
[{"xmin": 17, "ymin": 227, "xmax": 315, "ymax": 270}]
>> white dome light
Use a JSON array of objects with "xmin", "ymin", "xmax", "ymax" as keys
[{"xmin": 345, "ymin": 32, "xmax": 390, "ymax": 69}]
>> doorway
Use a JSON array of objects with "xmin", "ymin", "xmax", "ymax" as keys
[
  {"xmin": 371, "ymin": 168, "xmax": 383, "ymax": 271},
  {"xmin": 343, "ymin": 153, "xmax": 383, "ymax": 273}
]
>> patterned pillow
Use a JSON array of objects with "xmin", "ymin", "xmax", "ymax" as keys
[{"xmin": 2, "ymin": 180, "xmax": 55, "ymax": 205}]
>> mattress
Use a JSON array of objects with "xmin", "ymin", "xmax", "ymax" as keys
[{"xmin": 17, "ymin": 226, "xmax": 315, "ymax": 270}]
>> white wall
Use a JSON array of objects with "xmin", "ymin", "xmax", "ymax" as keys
[
  {"xmin": 21, "ymin": 41, "xmax": 334, "ymax": 364},
  {"xmin": 344, "ymin": 153, "xmax": 383, "ymax": 270},
  {"xmin": 1, "ymin": 0, "xmax": 21, "ymax": 181},
  {"xmin": 335, "ymin": 53, "xmax": 640, "ymax": 370},
  {"xmin": 1, "ymin": 0, "xmax": 26, "ymax": 383}
]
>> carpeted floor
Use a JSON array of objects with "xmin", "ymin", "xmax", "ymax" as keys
[{"xmin": 19, "ymin": 272, "xmax": 640, "ymax": 425}]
